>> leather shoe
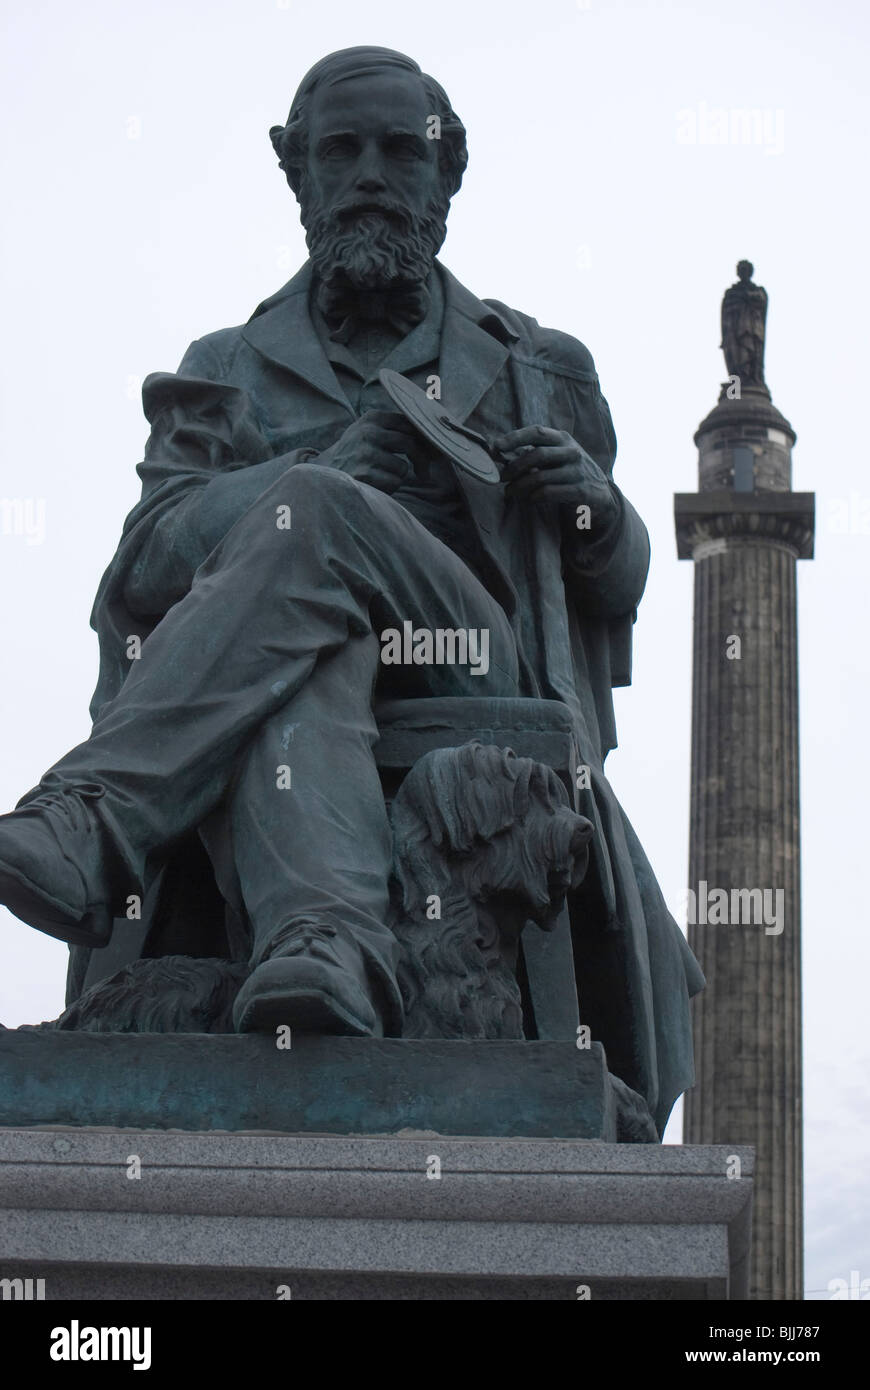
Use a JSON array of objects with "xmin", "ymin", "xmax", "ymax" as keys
[
  {"xmin": 0, "ymin": 789, "xmax": 115, "ymax": 947},
  {"xmin": 233, "ymin": 920, "xmax": 383, "ymax": 1036}
]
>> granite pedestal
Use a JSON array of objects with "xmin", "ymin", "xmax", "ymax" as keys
[{"xmin": 0, "ymin": 1131, "xmax": 753, "ymax": 1300}]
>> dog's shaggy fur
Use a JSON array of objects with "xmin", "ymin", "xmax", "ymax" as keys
[
  {"xmin": 51, "ymin": 957, "xmax": 249, "ymax": 1034},
  {"xmin": 390, "ymin": 742, "xmax": 592, "ymax": 1038}
]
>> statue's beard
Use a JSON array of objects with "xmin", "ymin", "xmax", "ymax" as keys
[{"xmin": 300, "ymin": 186, "xmax": 449, "ymax": 293}]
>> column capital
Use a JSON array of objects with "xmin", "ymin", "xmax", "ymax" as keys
[{"xmin": 673, "ymin": 490, "xmax": 815, "ymax": 561}]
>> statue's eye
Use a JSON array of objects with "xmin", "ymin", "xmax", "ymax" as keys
[
  {"xmin": 386, "ymin": 136, "xmax": 423, "ymax": 160},
  {"xmin": 322, "ymin": 138, "xmax": 356, "ymax": 158}
]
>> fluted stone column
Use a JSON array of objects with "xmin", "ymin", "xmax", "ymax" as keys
[{"xmin": 674, "ymin": 264, "xmax": 814, "ymax": 1301}]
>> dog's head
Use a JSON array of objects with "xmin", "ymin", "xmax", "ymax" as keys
[{"xmin": 391, "ymin": 741, "xmax": 592, "ymax": 930}]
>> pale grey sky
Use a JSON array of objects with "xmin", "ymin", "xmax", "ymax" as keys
[{"xmin": 1, "ymin": 0, "xmax": 868, "ymax": 1299}]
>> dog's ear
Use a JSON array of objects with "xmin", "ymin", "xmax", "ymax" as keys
[
  {"xmin": 392, "ymin": 743, "xmax": 509, "ymax": 853},
  {"xmin": 449, "ymin": 744, "xmax": 524, "ymax": 848}
]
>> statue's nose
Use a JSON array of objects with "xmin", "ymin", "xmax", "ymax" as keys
[{"xmin": 354, "ymin": 149, "xmax": 388, "ymax": 192}]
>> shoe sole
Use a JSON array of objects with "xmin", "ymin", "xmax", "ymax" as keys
[
  {"xmin": 234, "ymin": 984, "xmax": 374, "ymax": 1037},
  {"xmin": 0, "ymin": 859, "xmax": 111, "ymax": 948}
]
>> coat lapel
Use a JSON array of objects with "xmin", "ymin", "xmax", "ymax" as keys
[
  {"xmin": 436, "ymin": 263, "xmax": 517, "ymax": 422},
  {"xmin": 240, "ymin": 259, "xmax": 518, "ymax": 425},
  {"xmin": 241, "ymin": 263, "xmax": 353, "ymax": 413}
]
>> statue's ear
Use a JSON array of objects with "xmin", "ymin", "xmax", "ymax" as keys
[
  {"xmin": 270, "ymin": 125, "xmax": 302, "ymax": 198},
  {"xmin": 269, "ymin": 125, "xmax": 286, "ymax": 165}
]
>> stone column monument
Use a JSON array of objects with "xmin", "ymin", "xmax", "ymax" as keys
[{"xmin": 674, "ymin": 263, "xmax": 815, "ymax": 1300}]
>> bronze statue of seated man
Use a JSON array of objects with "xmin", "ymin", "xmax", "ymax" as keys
[{"xmin": 0, "ymin": 46, "xmax": 702, "ymax": 1138}]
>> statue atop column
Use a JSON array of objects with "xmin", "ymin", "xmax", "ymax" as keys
[{"xmin": 721, "ymin": 259, "xmax": 768, "ymax": 391}]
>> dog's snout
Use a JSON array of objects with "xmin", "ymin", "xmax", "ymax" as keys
[{"xmin": 570, "ymin": 816, "xmax": 594, "ymax": 852}]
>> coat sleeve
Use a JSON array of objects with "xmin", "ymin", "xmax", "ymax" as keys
[
  {"xmin": 122, "ymin": 337, "xmax": 315, "ymax": 617},
  {"xmin": 556, "ymin": 341, "xmax": 651, "ymax": 621}
]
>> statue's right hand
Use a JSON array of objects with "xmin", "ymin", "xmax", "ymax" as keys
[{"xmin": 318, "ymin": 410, "xmax": 430, "ymax": 494}]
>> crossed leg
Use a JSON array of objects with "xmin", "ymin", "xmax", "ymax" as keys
[{"xmin": 0, "ymin": 462, "xmax": 519, "ymax": 1032}]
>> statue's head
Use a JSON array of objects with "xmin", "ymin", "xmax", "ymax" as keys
[
  {"xmin": 736, "ymin": 259, "xmax": 754, "ymax": 282},
  {"xmin": 270, "ymin": 47, "xmax": 468, "ymax": 293}
]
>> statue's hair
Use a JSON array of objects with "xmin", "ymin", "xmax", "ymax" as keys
[{"xmin": 269, "ymin": 46, "xmax": 468, "ymax": 205}]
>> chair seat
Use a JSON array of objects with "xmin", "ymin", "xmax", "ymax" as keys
[
  {"xmin": 374, "ymin": 695, "xmax": 575, "ymax": 733},
  {"xmin": 373, "ymin": 697, "xmax": 578, "ymax": 776}
]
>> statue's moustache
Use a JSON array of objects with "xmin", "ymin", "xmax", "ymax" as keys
[{"xmin": 331, "ymin": 198, "xmax": 413, "ymax": 227}]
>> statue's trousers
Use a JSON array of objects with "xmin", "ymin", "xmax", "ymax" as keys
[{"xmin": 33, "ymin": 462, "xmax": 519, "ymax": 1012}]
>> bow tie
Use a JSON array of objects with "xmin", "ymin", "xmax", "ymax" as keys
[{"xmin": 316, "ymin": 279, "xmax": 430, "ymax": 345}]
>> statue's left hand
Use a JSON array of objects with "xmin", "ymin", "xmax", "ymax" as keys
[{"xmin": 494, "ymin": 426, "xmax": 619, "ymax": 527}]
